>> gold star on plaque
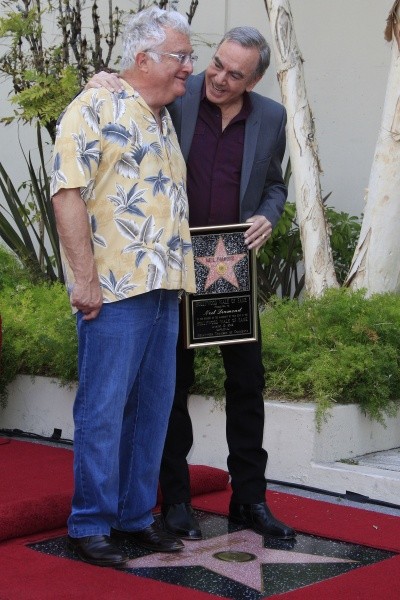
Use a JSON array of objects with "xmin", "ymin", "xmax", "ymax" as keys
[{"xmin": 196, "ymin": 236, "xmax": 246, "ymax": 291}]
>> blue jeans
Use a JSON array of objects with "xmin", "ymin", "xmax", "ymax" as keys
[{"xmin": 67, "ymin": 290, "xmax": 179, "ymax": 538}]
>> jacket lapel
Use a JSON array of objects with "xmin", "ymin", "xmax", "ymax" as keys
[
  {"xmin": 240, "ymin": 97, "xmax": 262, "ymax": 201},
  {"xmin": 180, "ymin": 74, "xmax": 204, "ymax": 160}
]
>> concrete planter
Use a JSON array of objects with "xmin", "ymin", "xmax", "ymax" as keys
[
  {"xmin": 2, "ymin": 375, "xmax": 400, "ymax": 504},
  {"xmin": 1, "ymin": 375, "xmax": 76, "ymax": 441},
  {"xmin": 188, "ymin": 396, "xmax": 400, "ymax": 505}
]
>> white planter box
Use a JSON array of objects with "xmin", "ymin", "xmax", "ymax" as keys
[
  {"xmin": 2, "ymin": 375, "xmax": 400, "ymax": 504},
  {"xmin": 1, "ymin": 375, "xmax": 76, "ymax": 441}
]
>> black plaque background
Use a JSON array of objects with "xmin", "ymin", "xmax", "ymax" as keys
[{"xmin": 183, "ymin": 224, "xmax": 258, "ymax": 348}]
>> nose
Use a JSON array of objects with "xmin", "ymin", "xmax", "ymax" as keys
[
  {"xmin": 214, "ymin": 70, "xmax": 227, "ymax": 84},
  {"xmin": 182, "ymin": 61, "xmax": 194, "ymax": 75}
]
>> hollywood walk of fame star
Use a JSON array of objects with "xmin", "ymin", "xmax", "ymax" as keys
[
  {"xmin": 196, "ymin": 236, "xmax": 246, "ymax": 291},
  {"xmin": 125, "ymin": 529, "xmax": 355, "ymax": 593},
  {"xmin": 28, "ymin": 509, "xmax": 394, "ymax": 600}
]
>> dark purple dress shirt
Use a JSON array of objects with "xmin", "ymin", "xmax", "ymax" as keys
[{"xmin": 186, "ymin": 87, "xmax": 252, "ymax": 227}]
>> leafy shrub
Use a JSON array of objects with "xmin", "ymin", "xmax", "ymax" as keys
[
  {"xmin": 0, "ymin": 0, "xmax": 122, "ymax": 141},
  {"xmin": 193, "ymin": 345, "xmax": 226, "ymax": 401},
  {"xmin": 0, "ymin": 279, "xmax": 77, "ymax": 407},
  {"xmin": 191, "ymin": 289, "xmax": 400, "ymax": 427},
  {"xmin": 326, "ymin": 208, "xmax": 361, "ymax": 284},
  {"xmin": 0, "ymin": 245, "xmax": 30, "ymax": 291},
  {"xmin": 0, "ymin": 0, "xmax": 124, "ymax": 283},
  {"xmin": 1, "ymin": 252, "xmax": 399, "ymax": 428},
  {"xmin": 261, "ymin": 288, "xmax": 400, "ymax": 426}
]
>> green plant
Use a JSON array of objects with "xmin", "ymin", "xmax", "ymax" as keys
[
  {"xmin": 0, "ymin": 0, "xmax": 122, "ymax": 141},
  {"xmin": 257, "ymin": 201, "xmax": 304, "ymax": 302},
  {"xmin": 192, "ymin": 345, "xmax": 226, "ymax": 401},
  {"xmin": 0, "ymin": 278, "xmax": 77, "ymax": 407},
  {"xmin": 261, "ymin": 287, "xmax": 400, "ymax": 427},
  {"xmin": 0, "ymin": 1, "xmax": 125, "ymax": 283},
  {"xmin": 0, "ymin": 245, "xmax": 30, "ymax": 290},
  {"xmin": 326, "ymin": 207, "xmax": 361, "ymax": 284},
  {"xmin": 258, "ymin": 202, "xmax": 361, "ymax": 302},
  {"xmin": 1, "ymin": 274, "xmax": 400, "ymax": 428},
  {"xmin": 0, "ymin": 126, "xmax": 63, "ymax": 282},
  {"xmin": 257, "ymin": 156, "xmax": 361, "ymax": 302},
  {"xmin": 257, "ymin": 159, "xmax": 304, "ymax": 302}
]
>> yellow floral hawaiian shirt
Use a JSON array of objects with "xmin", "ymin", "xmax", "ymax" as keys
[{"xmin": 51, "ymin": 82, "xmax": 195, "ymax": 304}]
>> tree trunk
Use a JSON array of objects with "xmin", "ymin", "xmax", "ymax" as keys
[
  {"xmin": 264, "ymin": 0, "xmax": 338, "ymax": 297},
  {"xmin": 345, "ymin": 1, "xmax": 400, "ymax": 294}
]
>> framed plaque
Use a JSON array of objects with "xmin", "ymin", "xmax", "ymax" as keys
[{"xmin": 183, "ymin": 223, "xmax": 258, "ymax": 348}]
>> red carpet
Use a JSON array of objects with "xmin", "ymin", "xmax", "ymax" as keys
[
  {"xmin": 192, "ymin": 488, "xmax": 400, "ymax": 553},
  {"xmin": 0, "ymin": 437, "xmax": 229, "ymax": 542},
  {"xmin": 1, "ymin": 437, "xmax": 400, "ymax": 599},
  {"xmin": 0, "ymin": 438, "xmax": 73, "ymax": 542}
]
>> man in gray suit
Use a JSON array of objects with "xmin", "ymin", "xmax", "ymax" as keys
[
  {"xmin": 160, "ymin": 27, "xmax": 295, "ymax": 542},
  {"xmin": 89, "ymin": 25, "xmax": 295, "ymax": 542}
]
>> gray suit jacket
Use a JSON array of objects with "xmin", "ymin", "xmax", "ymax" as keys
[{"xmin": 168, "ymin": 72, "xmax": 288, "ymax": 228}]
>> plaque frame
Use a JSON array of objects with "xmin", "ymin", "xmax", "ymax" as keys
[{"xmin": 183, "ymin": 223, "xmax": 258, "ymax": 349}]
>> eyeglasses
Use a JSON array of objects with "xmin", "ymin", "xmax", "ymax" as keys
[{"xmin": 147, "ymin": 51, "xmax": 198, "ymax": 66}]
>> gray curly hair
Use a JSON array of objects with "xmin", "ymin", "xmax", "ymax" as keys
[{"xmin": 120, "ymin": 7, "xmax": 190, "ymax": 70}]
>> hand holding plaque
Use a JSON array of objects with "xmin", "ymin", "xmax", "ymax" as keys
[{"xmin": 183, "ymin": 224, "xmax": 258, "ymax": 348}]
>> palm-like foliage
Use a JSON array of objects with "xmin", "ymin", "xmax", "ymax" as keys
[{"xmin": 0, "ymin": 126, "xmax": 63, "ymax": 283}]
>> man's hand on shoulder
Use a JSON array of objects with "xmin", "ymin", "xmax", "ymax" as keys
[
  {"xmin": 85, "ymin": 71, "xmax": 123, "ymax": 93},
  {"xmin": 244, "ymin": 216, "xmax": 273, "ymax": 251}
]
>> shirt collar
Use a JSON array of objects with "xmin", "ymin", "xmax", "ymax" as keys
[{"xmin": 201, "ymin": 81, "xmax": 253, "ymax": 120}]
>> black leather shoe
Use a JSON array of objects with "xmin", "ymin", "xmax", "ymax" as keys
[
  {"xmin": 112, "ymin": 522, "xmax": 184, "ymax": 552},
  {"xmin": 67, "ymin": 535, "xmax": 128, "ymax": 567},
  {"xmin": 161, "ymin": 502, "xmax": 202, "ymax": 540},
  {"xmin": 228, "ymin": 501, "xmax": 296, "ymax": 540}
]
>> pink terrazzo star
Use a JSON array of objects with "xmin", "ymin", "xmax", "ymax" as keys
[
  {"xmin": 196, "ymin": 236, "xmax": 246, "ymax": 291},
  {"xmin": 125, "ymin": 530, "xmax": 355, "ymax": 593}
]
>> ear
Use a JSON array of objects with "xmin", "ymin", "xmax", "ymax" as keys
[
  {"xmin": 246, "ymin": 75, "xmax": 262, "ymax": 93},
  {"xmin": 136, "ymin": 51, "xmax": 150, "ymax": 72}
]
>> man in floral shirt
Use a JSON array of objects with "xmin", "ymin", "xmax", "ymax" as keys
[{"xmin": 51, "ymin": 7, "xmax": 196, "ymax": 567}]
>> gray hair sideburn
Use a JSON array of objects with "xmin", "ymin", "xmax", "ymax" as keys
[
  {"xmin": 218, "ymin": 26, "xmax": 271, "ymax": 80},
  {"xmin": 120, "ymin": 6, "xmax": 190, "ymax": 71}
]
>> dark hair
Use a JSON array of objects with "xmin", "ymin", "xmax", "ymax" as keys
[{"xmin": 218, "ymin": 26, "xmax": 270, "ymax": 80}]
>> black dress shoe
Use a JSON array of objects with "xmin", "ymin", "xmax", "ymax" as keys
[
  {"xmin": 112, "ymin": 522, "xmax": 184, "ymax": 552},
  {"xmin": 67, "ymin": 535, "xmax": 128, "ymax": 567},
  {"xmin": 229, "ymin": 501, "xmax": 296, "ymax": 540},
  {"xmin": 161, "ymin": 502, "xmax": 202, "ymax": 540}
]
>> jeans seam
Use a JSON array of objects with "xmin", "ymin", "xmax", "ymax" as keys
[
  {"xmin": 119, "ymin": 372, "xmax": 141, "ymax": 526},
  {"xmin": 79, "ymin": 322, "xmax": 89, "ymax": 515}
]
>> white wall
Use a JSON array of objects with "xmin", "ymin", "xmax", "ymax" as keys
[
  {"xmin": 0, "ymin": 0, "xmax": 394, "ymax": 219},
  {"xmin": 288, "ymin": 0, "xmax": 393, "ymax": 216}
]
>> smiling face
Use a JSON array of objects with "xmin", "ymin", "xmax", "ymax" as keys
[
  {"xmin": 146, "ymin": 27, "xmax": 194, "ymax": 106},
  {"xmin": 205, "ymin": 40, "xmax": 262, "ymax": 111}
]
